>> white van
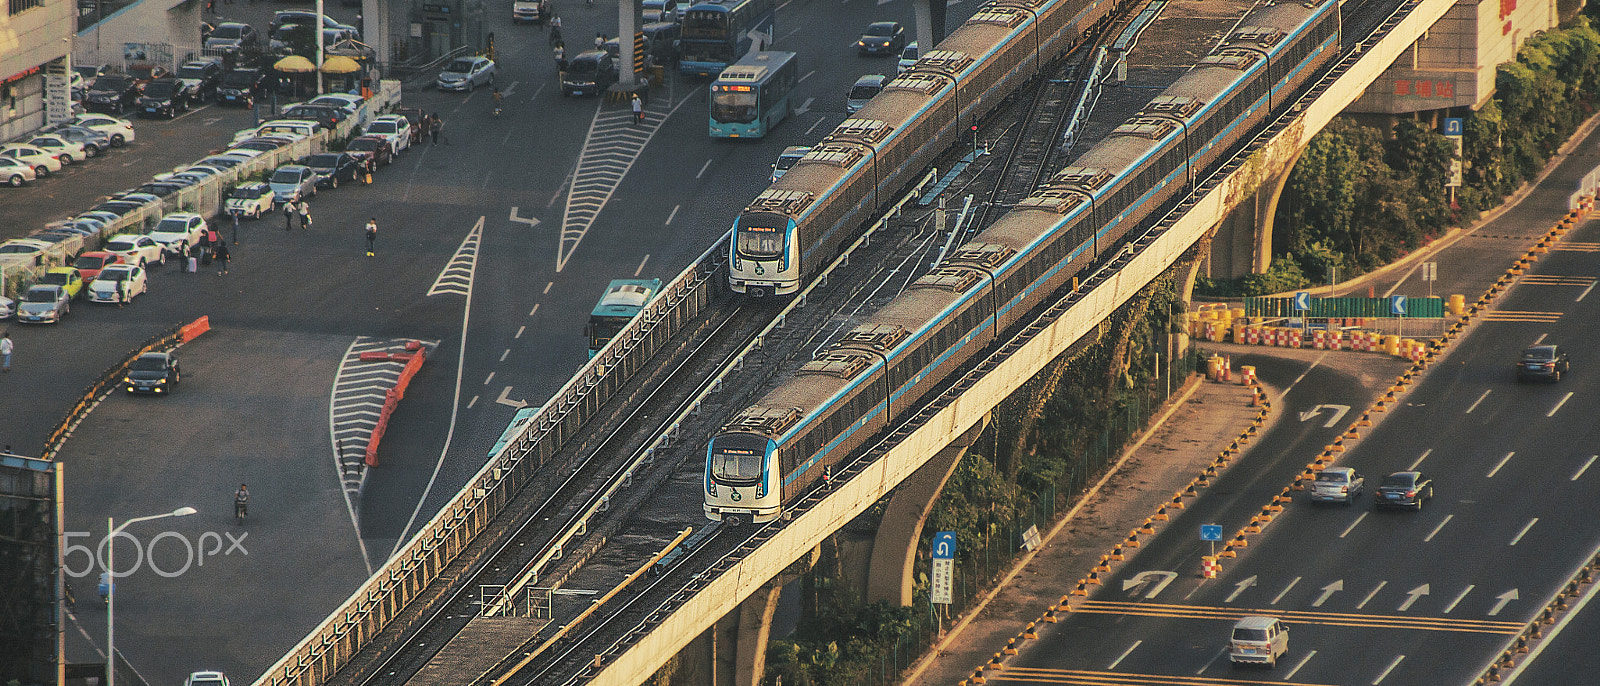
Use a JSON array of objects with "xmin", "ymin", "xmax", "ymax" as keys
[{"xmin": 1229, "ymin": 616, "xmax": 1288, "ymax": 667}]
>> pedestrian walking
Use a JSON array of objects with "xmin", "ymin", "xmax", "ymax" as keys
[
  {"xmin": 284, "ymin": 202, "xmax": 295, "ymax": 231},
  {"xmin": 430, "ymin": 114, "xmax": 443, "ymax": 144},
  {"xmin": 554, "ymin": 43, "xmax": 565, "ymax": 62},
  {"xmin": 365, "ymin": 218, "xmax": 378, "ymax": 257},
  {"xmin": 1, "ymin": 332, "xmax": 12, "ymax": 373},
  {"xmin": 298, "ymin": 201, "xmax": 312, "ymax": 231},
  {"xmin": 231, "ymin": 212, "xmax": 240, "ymax": 244},
  {"xmin": 632, "ymin": 94, "xmax": 644, "ymax": 125},
  {"xmin": 215, "ymin": 241, "xmax": 230, "ymax": 275}
]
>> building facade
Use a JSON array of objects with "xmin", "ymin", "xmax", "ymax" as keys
[{"xmin": 0, "ymin": 0, "xmax": 76, "ymax": 142}]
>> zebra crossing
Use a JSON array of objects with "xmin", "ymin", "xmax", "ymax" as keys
[
  {"xmin": 429, "ymin": 216, "xmax": 483, "ymax": 297},
  {"xmin": 557, "ymin": 86, "xmax": 699, "ymax": 272},
  {"xmin": 329, "ymin": 337, "xmax": 439, "ymax": 501}
]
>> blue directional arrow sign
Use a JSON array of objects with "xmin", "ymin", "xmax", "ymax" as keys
[
  {"xmin": 1293, "ymin": 291, "xmax": 1311, "ymax": 312},
  {"xmin": 932, "ymin": 531, "xmax": 957, "ymax": 559},
  {"xmin": 1200, "ymin": 524, "xmax": 1224, "ymax": 542},
  {"xmin": 931, "ymin": 531, "xmax": 957, "ymax": 604},
  {"xmin": 1442, "ymin": 117, "xmax": 1463, "ymax": 136},
  {"xmin": 1390, "ymin": 295, "xmax": 1407, "ymax": 316}
]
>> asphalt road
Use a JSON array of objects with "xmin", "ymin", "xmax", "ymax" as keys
[
  {"xmin": 12, "ymin": 0, "xmax": 977, "ymax": 681},
  {"xmin": 994, "ymin": 226, "xmax": 1600, "ymax": 684}
]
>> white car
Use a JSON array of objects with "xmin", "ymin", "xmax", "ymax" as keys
[
  {"xmin": 146, "ymin": 212, "xmax": 208, "ymax": 255},
  {"xmin": 102, "ymin": 234, "xmax": 165, "ymax": 267},
  {"xmin": 0, "ymin": 295, "xmax": 14, "ymax": 319},
  {"xmin": 71, "ymin": 114, "xmax": 136, "ymax": 147},
  {"xmin": 897, "ymin": 42, "xmax": 919, "ymax": 75},
  {"xmin": 225, "ymin": 182, "xmax": 275, "ymax": 219},
  {"xmin": 89, "ymin": 263, "xmax": 148, "ymax": 304},
  {"xmin": 365, "ymin": 115, "xmax": 412, "ymax": 154},
  {"xmin": 0, "ymin": 157, "xmax": 38, "ymax": 187},
  {"xmin": 28, "ymin": 134, "xmax": 91, "ymax": 163},
  {"xmin": 1, "ymin": 145, "xmax": 64, "ymax": 176},
  {"xmin": 0, "ymin": 239, "xmax": 57, "ymax": 266},
  {"xmin": 232, "ymin": 121, "xmax": 316, "ymax": 144}
]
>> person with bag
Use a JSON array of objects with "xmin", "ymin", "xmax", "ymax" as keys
[{"xmin": 298, "ymin": 201, "xmax": 312, "ymax": 231}]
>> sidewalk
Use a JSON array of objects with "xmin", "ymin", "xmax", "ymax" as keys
[{"xmin": 904, "ymin": 376, "xmax": 1270, "ymax": 686}]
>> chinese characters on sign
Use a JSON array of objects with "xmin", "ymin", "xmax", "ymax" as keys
[
  {"xmin": 931, "ymin": 531, "xmax": 956, "ymax": 605},
  {"xmin": 1392, "ymin": 80, "xmax": 1455, "ymax": 98}
]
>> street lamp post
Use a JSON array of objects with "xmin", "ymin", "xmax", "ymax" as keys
[{"xmin": 105, "ymin": 506, "xmax": 197, "ymax": 686}]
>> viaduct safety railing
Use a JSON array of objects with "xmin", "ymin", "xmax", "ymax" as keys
[{"xmin": 251, "ymin": 232, "xmax": 730, "ymax": 686}]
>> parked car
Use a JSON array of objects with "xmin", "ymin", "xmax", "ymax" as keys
[
  {"xmin": 271, "ymin": 10, "xmax": 356, "ymax": 34},
  {"xmin": 89, "ymin": 263, "xmax": 148, "ymax": 304},
  {"xmin": 73, "ymin": 251, "xmax": 124, "ymax": 281},
  {"xmin": 217, "ymin": 68, "xmax": 265, "ymax": 107},
  {"xmin": 437, "ymin": 56, "xmax": 496, "ymax": 92},
  {"xmin": 0, "ymin": 239, "xmax": 56, "ymax": 266},
  {"xmin": 72, "ymin": 65, "xmax": 107, "ymax": 100},
  {"xmin": 146, "ymin": 213, "xmax": 208, "ymax": 256},
  {"xmin": 84, "ymin": 75, "xmax": 142, "ymax": 114},
  {"xmin": 1308, "ymin": 467, "xmax": 1363, "ymax": 504},
  {"xmin": 302, "ymin": 152, "xmax": 361, "ymax": 188},
  {"xmin": 845, "ymin": 74, "xmax": 887, "ymax": 114},
  {"xmin": 364, "ymin": 115, "xmax": 412, "ymax": 153},
  {"xmin": 268, "ymin": 164, "xmax": 317, "ymax": 205},
  {"xmin": 562, "ymin": 51, "xmax": 618, "ymax": 97},
  {"xmin": 1229, "ymin": 616, "xmax": 1289, "ymax": 668},
  {"xmin": 277, "ymin": 104, "xmax": 346, "ymax": 129},
  {"xmin": 40, "ymin": 125, "xmax": 112, "ymax": 156},
  {"xmin": 226, "ymin": 182, "xmax": 276, "ymax": 219},
  {"xmin": 344, "ymin": 135, "xmax": 393, "ymax": 167},
  {"xmin": 16, "ymin": 285, "xmax": 71, "ymax": 324},
  {"xmin": 1516, "ymin": 344, "xmax": 1569, "ymax": 382},
  {"xmin": 857, "ymin": 21, "xmax": 906, "ymax": 56},
  {"xmin": 40, "ymin": 268, "xmax": 86, "ymax": 300},
  {"xmin": 27, "ymin": 134, "xmax": 90, "ymax": 163},
  {"xmin": 26, "ymin": 230, "xmax": 86, "ymax": 260},
  {"xmin": 204, "ymin": 22, "xmax": 260, "ymax": 54},
  {"xmin": 0, "ymin": 295, "xmax": 13, "ymax": 320},
  {"xmin": 124, "ymin": 352, "xmax": 181, "ymax": 394},
  {"xmin": 1374, "ymin": 471, "xmax": 1433, "ymax": 511},
  {"xmin": 0, "ymin": 157, "xmax": 38, "ymax": 187},
  {"xmin": 308, "ymin": 93, "xmax": 364, "ymax": 114},
  {"xmin": 72, "ymin": 114, "xmax": 136, "ymax": 146},
  {"xmin": 102, "ymin": 234, "xmax": 165, "ymax": 267},
  {"xmin": 1, "ymin": 145, "xmax": 64, "ymax": 176},
  {"xmin": 138, "ymin": 78, "xmax": 192, "ymax": 118},
  {"xmin": 174, "ymin": 60, "xmax": 225, "ymax": 101}
]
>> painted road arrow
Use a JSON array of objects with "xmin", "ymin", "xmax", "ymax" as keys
[
  {"xmin": 1297, "ymin": 404, "xmax": 1350, "ymax": 427},
  {"xmin": 1398, "ymin": 584, "xmax": 1430, "ymax": 612},
  {"xmin": 795, "ymin": 97, "xmax": 815, "ymax": 114},
  {"xmin": 1120, "ymin": 571, "xmax": 1177, "ymax": 599},
  {"xmin": 1225, "ymin": 575, "xmax": 1258, "ymax": 603},
  {"xmin": 1488, "ymin": 589, "xmax": 1519, "ymax": 616},
  {"xmin": 496, "ymin": 386, "xmax": 528, "ymax": 408},
  {"xmin": 509, "ymin": 206, "xmax": 542, "ymax": 227},
  {"xmin": 1312, "ymin": 580, "xmax": 1344, "ymax": 607}
]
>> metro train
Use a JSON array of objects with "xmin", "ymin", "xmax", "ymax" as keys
[
  {"xmin": 707, "ymin": 0, "xmax": 1343, "ymax": 524},
  {"xmin": 728, "ymin": 0, "xmax": 1126, "ymax": 297}
]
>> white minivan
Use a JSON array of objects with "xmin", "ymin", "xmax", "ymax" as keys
[{"xmin": 1229, "ymin": 615, "xmax": 1288, "ymax": 668}]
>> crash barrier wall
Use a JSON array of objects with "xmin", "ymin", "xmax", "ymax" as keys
[
  {"xmin": 1568, "ymin": 159, "xmax": 1600, "ymax": 210},
  {"xmin": 0, "ymin": 81, "xmax": 401, "ymax": 299},
  {"xmin": 250, "ymin": 234, "xmax": 729, "ymax": 686},
  {"xmin": 40, "ymin": 315, "xmax": 211, "ymax": 460},
  {"xmin": 360, "ymin": 344, "xmax": 428, "ymax": 467}
]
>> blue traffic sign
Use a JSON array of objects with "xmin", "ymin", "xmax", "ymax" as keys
[
  {"xmin": 1293, "ymin": 291, "xmax": 1310, "ymax": 312},
  {"xmin": 1390, "ymin": 295, "xmax": 1407, "ymax": 316},
  {"xmin": 1442, "ymin": 118, "xmax": 1463, "ymax": 136},
  {"xmin": 933, "ymin": 531, "xmax": 957, "ymax": 560},
  {"xmin": 1200, "ymin": 525, "xmax": 1224, "ymax": 542}
]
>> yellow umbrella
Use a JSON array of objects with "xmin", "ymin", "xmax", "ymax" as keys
[
  {"xmin": 273, "ymin": 55, "xmax": 317, "ymax": 73},
  {"xmin": 321, "ymin": 56, "xmax": 362, "ymax": 74}
]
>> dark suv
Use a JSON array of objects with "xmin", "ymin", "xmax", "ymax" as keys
[
  {"xmin": 1375, "ymin": 471, "xmax": 1433, "ymax": 511},
  {"xmin": 174, "ymin": 60, "xmax": 225, "ymax": 102},
  {"xmin": 217, "ymin": 68, "xmax": 265, "ymax": 107},
  {"xmin": 562, "ymin": 51, "xmax": 619, "ymax": 97},
  {"xmin": 1517, "ymin": 344, "xmax": 1569, "ymax": 382},
  {"xmin": 84, "ymin": 74, "xmax": 141, "ymax": 114},
  {"xmin": 138, "ymin": 78, "xmax": 191, "ymax": 118}
]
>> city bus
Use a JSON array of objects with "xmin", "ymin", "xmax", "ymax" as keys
[
  {"xmin": 709, "ymin": 51, "xmax": 798, "ymax": 138},
  {"xmin": 679, "ymin": 0, "xmax": 776, "ymax": 77},
  {"xmin": 586, "ymin": 278, "xmax": 663, "ymax": 357}
]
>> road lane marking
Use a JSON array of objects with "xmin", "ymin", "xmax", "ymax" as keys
[
  {"xmin": 529, "ymin": 83, "xmax": 545, "ymax": 102},
  {"xmin": 516, "ymin": 325, "xmax": 526, "ymax": 338},
  {"xmin": 806, "ymin": 115, "xmax": 827, "ymax": 135},
  {"xmin": 500, "ymin": 348, "xmax": 510, "ymax": 362},
  {"xmin": 1357, "ymin": 581, "xmax": 1386, "ymax": 609},
  {"xmin": 1574, "ymin": 455, "xmax": 1596, "ymax": 480},
  {"xmin": 1548, "ymin": 392, "xmax": 1573, "ymax": 416},
  {"xmin": 1409, "ymin": 448, "xmax": 1432, "ymax": 470},
  {"xmin": 1279, "ymin": 352, "xmax": 1330, "ymax": 399},
  {"xmin": 1107, "ymin": 640, "xmax": 1139, "ymax": 670},
  {"xmin": 1340, "ymin": 512, "xmax": 1367, "ymax": 538},
  {"xmin": 1397, "ymin": 584, "xmax": 1429, "ymax": 612},
  {"xmin": 529, "ymin": 303, "xmax": 540, "ymax": 317},
  {"xmin": 1196, "ymin": 647, "xmax": 1227, "ymax": 675},
  {"xmin": 665, "ymin": 204, "xmax": 680, "ymax": 225},
  {"xmin": 484, "ymin": 371, "xmax": 495, "ymax": 385},
  {"xmin": 1225, "ymin": 575, "xmax": 1257, "ymax": 603},
  {"xmin": 1580, "ymin": 281, "xmax": 1598, "ymax": 301},
  {"xmin": 635, "ymin": 254, "xmax": 650, "ymax": 276},
  {"xmin": 1487, "ymin": 452, "xmax": 1514, "ymax": 478},
  {"xmin": 1425, "ymin": 514, "xmax": 1453, "ymax": 542},
  {"xmin": 1466, "ymin": 390, "xmax": 1491, "ymax": 413},
  {"xmin": 1070, "ymin": 600, "xmax": 1522, "ymax": 634},
  {"xmin": 1482, "ymin": 310, "xmax": 1562, "ymax": 322},
  {"xmin": 777, "ymin": 26, "xmax": 802, "ymax": 42},
  {"xmin": 509, "ymin": 207, "xmax": 541, "ymax": 227},
  {"xmin": 1372, "ymin": 655, "xmax": 1405, "ymax": 684},
  {"xmin": 467, "ymin": 395, "xmax": 478, "ymax": 408},
  {"xmin": 1313, "ymin": 580, "xmax": 1343, "ymax": 607},
  {"xmin": 428, "ymin": 217, "xmax": 483, "ymax": 296},
  {"xmin": 696, "ymin": 159, "xmax": 713, "ymax": 178},
  {"xmin": 1284, "ymin": 650, "xmax": 1316, "ymax": 681},
  {"xmin": 1271, "ymin": 577, "xmax": 1300, "ymax": 605},
  {"xmin": 1509, "ymin": 518, "xmax": 1538, "ymax": 546},
  {"xmin": 1443, "ymin": 585, "xmax": 1474, "ymax": 613},
  {"xmin": 799, "ymin": 69, "xmax": 816, "ymax": 83},
  {"xmin": 544, "ymin": 281, "xmax": 553, "ymax": 294},
  {"xmin": 1489, "ymin": 589, "xmax": 1520, "ymax": 616},
  {"xmin": 1533, "ymin": 333, "xmax": 1548, "ymax": 345}
]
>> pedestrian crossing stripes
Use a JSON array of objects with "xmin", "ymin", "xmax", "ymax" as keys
[
  {"xmin": 557, "ymin": 85, "xmax": 700, "ymax": 272},
  {"xmin": 1550, "ymin": 242, "xmax": 1600, "ymax": 252},
  {"xmin": 1519, "ymin": 274, "xmax": 1595, "ymax": 286},
  {"xmin": 989, "ymin": 667, "xmax": 1336, "ymax": 685},
  {"xmin": 329, "ymin": 337, "xmax": 440, "ymax": 507},
  {"xmin": 428, "ymin": 216, "xmax": 483, "ymax": 296},
  {"xmin": 1480, "ymin": 310, "xmax": 1563, "ymax": 322},
  {"xmin": 1067, "ymin": 600, "xmax": 1523, "ymax": 634}
]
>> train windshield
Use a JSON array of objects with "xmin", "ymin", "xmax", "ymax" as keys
[
  {"xmin": 735, "ymin": 218, "xmax": 784, "ymax": 259},
  {"xmin": 708, "ymin": 434, "xmax": 765, "ymax": 485}
]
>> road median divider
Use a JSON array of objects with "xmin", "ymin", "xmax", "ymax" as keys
[{"xmin": 363, "ymin": 342, "xmax": 427, "ymax": 468}]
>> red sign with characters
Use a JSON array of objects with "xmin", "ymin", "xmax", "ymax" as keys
[{"xmin": 1392, "ymin": 79, "xmax": 1456, "ymax": 98}]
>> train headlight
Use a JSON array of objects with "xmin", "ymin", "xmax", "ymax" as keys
[{"xmin": 707, "ymin": 480, "xmax": 717, "ymax": 497}]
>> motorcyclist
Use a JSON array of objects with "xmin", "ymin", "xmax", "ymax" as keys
[{"xmin": 492, "ymin": 87, "xmax": 504, "ymax": 116}]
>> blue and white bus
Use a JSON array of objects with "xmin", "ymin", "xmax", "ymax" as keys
[
  {"xmin": 709, "ymin": 51, "xmax": 798, "ymax": 138},
  {"xmin": 678, "ymin": 0, "xmax": 775, "ymax": 77},
  {"xmin": 586, "ymin": 278, "xmax": 662, "ymax": 357}
]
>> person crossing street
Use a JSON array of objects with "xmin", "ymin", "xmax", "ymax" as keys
[{"xmin": 365, "ymin": 218, "xmax": 378, "ymax": 257}]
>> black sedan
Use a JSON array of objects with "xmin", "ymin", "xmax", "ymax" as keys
[
  {"xmin": 1374, "ymin": 471, "xmax": 1433, "ymax": 511},
  {"xmin": 302, "ymin": 152, "xmax": 361, "ymax": 189},
  {"xmin": 125, "ymin": 352, "xmax": 181, "ymax": 395},
  {"xmin": 1516, "ymin": 344, "xmax": 1570, "ymax": 382},
  {"xmin": 137, "ymin": 78, "xmax": 191, "ymax": 118},
  {"xmin": 857, "ymin": 22, "xmax": 906, "ymax": 56},
  {"xmin": 84, "ymin": 75, "xmax": 141, "ymax": 114}
]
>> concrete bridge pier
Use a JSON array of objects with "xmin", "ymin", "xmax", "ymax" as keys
[
  {"xmin": 1206, "ymin": 147, "xmax": 1305, "ymax": 279},
  {"xmin": 699, "ymin": 547, "xmax": 819, "ymax": 686},
  {"xmin": 866, "ymin": 415, "xmax": 990, "ymax": 606},
  {"xmin": 912, "ymin": 0, "xmax": 949, "ymax": 63}
]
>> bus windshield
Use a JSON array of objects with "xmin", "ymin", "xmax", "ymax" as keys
[
  {"xmin": 736, "ymin": 223, "xmax": 783, "ymax": 259},
  {"xmin": 711, "ymin": 89, "xmax": 758, "ymax": 123},
  {"xmin": 708, "ymin": 436, "xmax": 764, "ymax": 485},
  {"xmin": 682, "ymin": 10, "xmax": 728, "ymax": 38}
]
